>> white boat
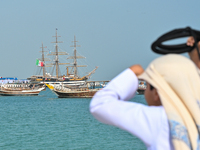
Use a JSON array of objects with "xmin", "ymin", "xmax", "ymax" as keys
[
  {"xmin": 0, "ymin": 83, "xmax": 45, "ymax": 96},
  {"xmin": 46, "ymin": 81, "xmax": 109, "ymax": 98}
]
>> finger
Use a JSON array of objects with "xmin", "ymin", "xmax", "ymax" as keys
[
  {"xmin": 187, "ymin": 37, "xmax": 195, "ymax": 46},
  {"xmin": 187, "ymin": 41, "xmax": 193, "ymax": 47}
]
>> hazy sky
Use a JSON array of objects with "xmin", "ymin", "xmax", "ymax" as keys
[{"xmin": 1, "ymin": 0, "xmax": 200, "ymax": 80}]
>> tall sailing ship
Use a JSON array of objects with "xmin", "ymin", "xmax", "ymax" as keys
[{"xmin": 28, "ymin": 29, "xmax": 98, "ymax": 84}]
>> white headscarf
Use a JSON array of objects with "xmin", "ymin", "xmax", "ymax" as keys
[{"xmin": 139, "ymin": 54, "xmax": 200, "ymax": 150}]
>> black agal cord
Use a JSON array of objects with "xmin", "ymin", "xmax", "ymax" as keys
[{"xmin": 151, "ymin": 27, "xmax": 200, "ymax": 59}]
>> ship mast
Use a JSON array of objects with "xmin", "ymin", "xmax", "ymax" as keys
[
  {"xmin": 52, "ymin": 29, "xmax": 62, "ymax": 78},
  {"xmin": 67, "ymin": 36, "xmax": 86, "ymax": 78},
  {"xmin": 65, "ymin": 36, "xmax": 98, "ymax": 81},
  {"xmin": 40, "ymin": 42, "xmax": 47, "ymax": 77},
  {"xmin": 37, "ymin": 42, "xmax": 51, "ymax": 77},
  {"xmin": 73, "ymin": 36, "xmax": 78, "ymax": 78},
  {"xmin": 47, "ymin": 29, "xmax": 69, "ymax": 79}
]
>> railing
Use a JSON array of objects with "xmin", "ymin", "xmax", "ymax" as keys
[{"xmin": 54, "ymin": 81, "xmax": 110, "ymax": 92}]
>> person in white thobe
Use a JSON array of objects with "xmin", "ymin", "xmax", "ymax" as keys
[{"xmin": 90, "ymin": 68, "xmax": 174, "ymax": 150}]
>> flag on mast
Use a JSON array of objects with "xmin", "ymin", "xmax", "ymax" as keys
[
  {"xmin": 36, "ymin": 59, "xmax": 39, "ymax": 65},
  {"xmin": 36, "ymin": 59, "xmax": 44, "ymax": 67}
]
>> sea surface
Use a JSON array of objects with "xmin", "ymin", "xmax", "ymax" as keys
[{"xmin": 0, "ymin": 88, "xmax": 146, "ymax": 150}]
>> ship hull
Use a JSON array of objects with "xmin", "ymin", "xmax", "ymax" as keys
[
  {"xmin": 0, "ymin": 93, "xmax": 39, "ymax": 96},
  {"xmin": 53, "ymin": 90, "xmax": 98, "ymax": 98},
  {"xmin": 0, "ymin": 90, "xmax": 40, "ymax": 96}
]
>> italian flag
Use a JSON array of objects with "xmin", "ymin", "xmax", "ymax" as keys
[{"xmin": 36, "ymin": 59, "xmax": 44, "ymax": 67}]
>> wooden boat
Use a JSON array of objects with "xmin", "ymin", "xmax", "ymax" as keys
[
  {"xmin": 51, "ymin": 88, "xmax": 99, "ymax": 98},
  {"xmin": 0, "ymin": 83, "xmax": 45, "ymax": 96},
  {"xmin": 46, "ymin": 81, "xmax": 109, "ymax": 98}
]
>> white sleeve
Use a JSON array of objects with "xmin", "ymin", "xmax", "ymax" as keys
[{"xmin": 89, "ymin": 68, "xmax": 164, "ymax": 147}]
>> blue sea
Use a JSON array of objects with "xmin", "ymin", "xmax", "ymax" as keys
[{"xmin": 0, "ymin": 89, "xmax": 146, "ymax": 150}]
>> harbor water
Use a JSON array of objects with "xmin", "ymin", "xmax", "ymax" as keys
[{"xmin": 0, "ymin": 88, "xmax": 146, "ymax": 150}]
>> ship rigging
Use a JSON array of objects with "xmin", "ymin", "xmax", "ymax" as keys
[{"xmin": 29, "ymin": 29, "xmax": 98, "ymax": 82}]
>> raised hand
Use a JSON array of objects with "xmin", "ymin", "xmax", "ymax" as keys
[
  {"xmin": 129, "ymin": 64, "xmax": 144, "ymax": 76},
  {"xmin": 187, "ymin": 37, "xmax": 200, "ymax": 69}
]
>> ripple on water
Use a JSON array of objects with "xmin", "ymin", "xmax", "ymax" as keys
[{"xmin": 0, "ymin": 89, "xmax": 146, "ymax": 149}]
